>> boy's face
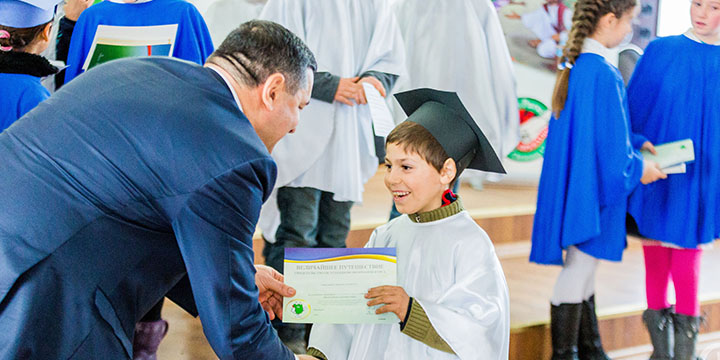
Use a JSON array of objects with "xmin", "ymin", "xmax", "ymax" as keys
[{"xmin": 384, "ymin": 143, "xmax": 452, "ymax": 215}]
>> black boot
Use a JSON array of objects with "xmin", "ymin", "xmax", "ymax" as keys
[
  {"xmin": 642, "ymin": 308, "xmax": 673, "ymax": 360},
  {"xmin": 672, "ymin": 313, "xmax": 702, "ymax": 360},
  {"xmin": 577, "ymin": 295, "xmax": 610, "ymax": 360},
  {"xmin": 551, "ymin": 302, "xmax": 582, "ymax": 360}
]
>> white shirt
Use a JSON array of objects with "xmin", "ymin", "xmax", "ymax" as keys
[{"xmin": 208, "ymin": 65, "xmax": 243, "ymax": 112}]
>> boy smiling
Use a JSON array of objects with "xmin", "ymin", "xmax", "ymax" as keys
[{"xmin": 305, "ymin": 89, "xmax": 510, "ymax": 360}]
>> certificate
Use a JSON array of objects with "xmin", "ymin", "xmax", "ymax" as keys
[
  {"xmin": 83, "ymin": 24, "xmax": 177, "ymax": 71},
  {"xmin": 641, "ymin": 139, "xmax": 695, "ymax": 170},
  {"xmin": 362, "ymin": 82, "xmax": 395, "ymax": 137},
  {"xmin": 282, "ymin": 247, "xmax": 397, "ymax": 324}
]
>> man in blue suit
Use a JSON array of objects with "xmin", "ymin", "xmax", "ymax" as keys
[{"xmin": 0, "ymin": 20, "xmax": 317, "ymax": 360}]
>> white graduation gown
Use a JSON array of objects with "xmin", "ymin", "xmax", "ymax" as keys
[
  {"xmin": 203, "ymin": 0, "xmax": 266, "ymax": 47},
  {"xmin": 391, "ymin": 0, "xmax": 519, "ymax": 166},
  {"xmin": 258, "ymin": 0, "xmax": 406, "ymax": 242},
  {"xmin": 308, "ymin": 211, "xmax": 510, "ymax": 360}
]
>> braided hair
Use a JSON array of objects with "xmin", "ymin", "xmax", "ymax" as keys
[{"xmin": 551, "ymin": 0, "xmax": 636, "ymax": 117}]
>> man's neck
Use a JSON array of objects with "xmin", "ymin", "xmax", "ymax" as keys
[{"xmin": 205, "ymin": 64, "xmax": 272, "ymax": 152}]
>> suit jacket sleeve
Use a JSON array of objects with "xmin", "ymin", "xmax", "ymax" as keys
[{"xmin": 172, "ymin": 157, "xmax": 293, "ymax": 360}]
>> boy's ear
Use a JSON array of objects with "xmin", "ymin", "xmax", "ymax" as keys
[{"xmin": 440, "ymin": 158, "xmax": 457, "ymax": 186}]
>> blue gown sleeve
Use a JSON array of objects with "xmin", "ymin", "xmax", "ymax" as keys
[
  {"xmin": 593, "ymin": 69, "xmax": 644, "ymax": 206},
  {"xmin": 173, "ymin": 4, "xmax": 215, "ymax": 64},
  {"xmin": 17, "ymin": 85, "xmax": 50, "ymax": 120},
  {"xmin": 627, "ymin": 42, "xmax": 661, "ymax": 139},
  {"xmin": 172, "ymin": 158, "xmax": 293, "ymax": 360}
]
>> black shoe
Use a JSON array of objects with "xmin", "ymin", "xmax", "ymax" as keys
[
  {"xmin": 672, "ymin": 313, "xmax": 702, "ymax": 360},
  {"xmin": 578, "ymin": 295, "xmax": 610, "ymax": 360},
  {"xmin": 642, "ymin": 308, "xmax": 673, "ymax": 360},
  {"xmin": 551, "ymin": 302, "xmax": 582, "ymax": 360}
]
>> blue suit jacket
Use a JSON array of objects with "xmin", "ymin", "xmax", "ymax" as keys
[{"xmin": 0, "ymin": 57, "xmax": 293, "ymax": 360}]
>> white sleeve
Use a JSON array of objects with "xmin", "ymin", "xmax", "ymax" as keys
[
  {"xmin": 416, "ymin": 235, "xmax": 510, "ymax": 360},
  {"xmin": 307, "ymin": 323, "xmax": 356, "ymax": 360}
]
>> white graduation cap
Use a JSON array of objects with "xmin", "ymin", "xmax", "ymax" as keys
[{"xmin": 0, "ymin": 0, "xmax": 62, "ymax": 28}]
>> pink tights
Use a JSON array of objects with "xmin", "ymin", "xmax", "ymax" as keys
[{"xmin": 643, "ymin": 244, "xmax": 701, "ymax": 316}]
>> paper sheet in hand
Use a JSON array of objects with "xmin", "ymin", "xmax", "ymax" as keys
[
  {"xmin": 641, "ymin": 139, "xmax": 695, "ymax": 170},
  {"xmin": 283, "ymin": 247, "xmax": 397, "ymax": 324},
  {"xmin": 82, "ymin": 24, "xmax": 178, "ymax": 71},
  {"xmin": 362, "ymin": 83, "xmax": 395, "ymax": 137}
]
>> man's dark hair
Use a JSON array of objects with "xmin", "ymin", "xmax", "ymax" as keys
[{"xmin": 207, "ymin": 20, "xmax": 317, "ymax": 93}]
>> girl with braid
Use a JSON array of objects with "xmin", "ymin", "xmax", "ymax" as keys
[
  {"xmin": 0, "ymin": 0, "xmax": 60, "ymax": 131},
  {"xmin": 627, "ymin": 1, "xmax": 720, "ymax": 358},
  {"xmin": 529, "ymin": 0, "xmax": 666, "ymax": 358}
]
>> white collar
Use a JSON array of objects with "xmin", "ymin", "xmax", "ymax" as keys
[
  {"xmin": 683, "ymin": 28, "xmax": 720, "ymax": 45},
  {"xmin": 208, "ymin": 65, "xmax": 244, "ymax": 113},
  {"xmin": 581, "ymin": 37, "xmax": 615, "ymax": 63}
]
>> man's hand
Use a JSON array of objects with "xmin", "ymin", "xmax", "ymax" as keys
[
  {"xmin": 255, "ymin": 264, "xmax": 295, "ymax": 320},
  {"xmin": 63, "ymin": 0, "xmax": 92, "ymax": 21},
  {"xmin": 365, "ymin": 285, "xmax": 410, "ymax": 321},
  {"xmin": 297, "ymin": 355, "xmax": 320, "ymax": 360},
  {"xmin": 640, "ymin": 141, "xmax": 657, "ymax": 155},
  {"xmin": 334, "ymin": 76, "xmax": 364, "ymax": 106},
  {"xmin": 358, "ymin": 76, "xmax": 386, "ymax": 100}
]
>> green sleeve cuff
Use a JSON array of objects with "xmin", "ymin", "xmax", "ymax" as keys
[
  {"xmin": 401, "ymin": 299, "xmax": 455, "ymax": 354},
  {"xmin": 307, "ymin": 347, "xmax": 328, "ymax": 360}
]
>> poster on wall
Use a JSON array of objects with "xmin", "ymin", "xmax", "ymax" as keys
[{"xmin": 494, "ymin": 0, "xmax": 577, "ymax": 73}]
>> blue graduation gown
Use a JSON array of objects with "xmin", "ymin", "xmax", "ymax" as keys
[
  {"xmin": 530, "ymin": 53, "xmax": 644, "ymax": 265},
  {"xmin": 627, "ymin": 35, "xmax": 720, "ymax": 247},
  {"xmin": 0, "ymin": 58, "xmax": 293, "ymax": 360},
  {"xmin": 64, "ymin": 0, "xmax": 214, "ymax": 83},
  {"xmin": 0, "ymin": 73, "xmax": 49, "ymax": 131}
]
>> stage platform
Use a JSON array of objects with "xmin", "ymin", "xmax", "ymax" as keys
[{"xmin": 157, "ymin": 169, "xmax": 720, "ymax": 359}]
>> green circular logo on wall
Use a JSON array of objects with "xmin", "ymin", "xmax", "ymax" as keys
[{"xmin": 508, "ymin": 98, "xmax": 549, "ymax": 162}]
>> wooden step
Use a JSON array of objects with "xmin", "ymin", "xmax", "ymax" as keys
[{"xmin": 510, "ymin": 300, "xmax": 720, "ymax": 360}]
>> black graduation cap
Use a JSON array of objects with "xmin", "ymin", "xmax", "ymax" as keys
[{"xmin": 394, "ymin": 88, "xmax": 506, "ymax": 174}]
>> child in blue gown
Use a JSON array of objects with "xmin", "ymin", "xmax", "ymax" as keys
[
  {"xmin": 529, "ymin": 0, "xmax": 666, "ymax": 357},
  {"xmin": 627, "ymin": 1, "xmax": 720, "ymax": 358},
  {"xmin": 0, "ymin": 0, "xmax": 61, "ymax": 131}
]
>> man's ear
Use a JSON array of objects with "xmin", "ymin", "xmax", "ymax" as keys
[
  {"xmin": 440, "ymin": 158, "xmax": 457, "ymax": 186},
  {"xmin": 261, "ymin": 73, "xmax": 286, "ymax": 110}
]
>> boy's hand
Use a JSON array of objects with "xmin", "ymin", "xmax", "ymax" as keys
[
  {"xmin": 297, "ymin": 355, "xmax": 320, "ymax": 360},
  {"xmin": 334, "ymin": 76, "xmax": 363, "ymax": 106},
  {"xmin": 365, "ymin": 285, "xmax": 410, "ymax": 320},
  {"xmin": 641, "ymin": 160, "xmax": 667, "ymax": 184}
]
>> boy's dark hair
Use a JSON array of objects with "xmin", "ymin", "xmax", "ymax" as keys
[
  {"xmin": 551, "ymin": 0, "xmax": 637, "ymax": 117},
  {"xmin": 207, "ymin": 20, "xmax": 317, "ymax": 94},
  {"xmin": 0, "ymin": 21, "xmax": 51, "ymax": 51},
  {"xmin": 386, "ymin": 121, "xmax": 461, "ymax": 185}
]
